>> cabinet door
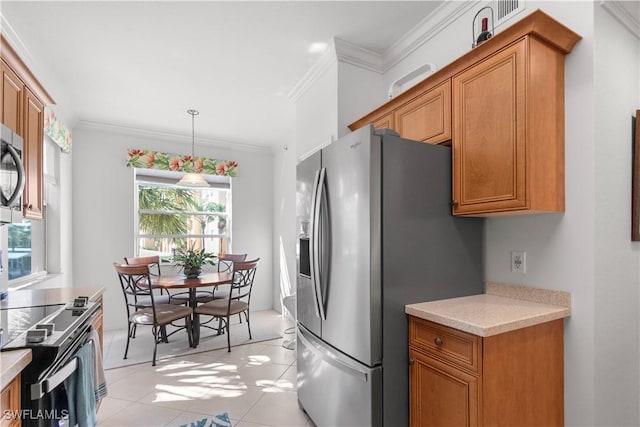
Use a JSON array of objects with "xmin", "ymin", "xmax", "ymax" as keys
[
  {"xmin": 1, "ymin": 60, "xmax": 23, "ymax": 133},
  {"xmin": 372, "ymin": 112, "xmax": 395, "ymax": 131},
  {"xmin": 23, "ymin": 88, "xmax": 44, "ymax": 219},
  {"xmin": 395, "ymin": 80, "xmax": 451, "ymax": 144},
  {"xmin": 452, "ymin": 41, "xmax": 526, "ymax": 215},
  {"xmin": 0, "ymin": 374, "xmax": 21, "ymax": 427},
  {"xmin": 410, "ymin": 348, "xmax": 479, "ymax": 427}
]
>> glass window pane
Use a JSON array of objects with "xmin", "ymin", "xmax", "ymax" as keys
[
  {"xmin": 8, "ymin": 222, "xmax": 32, "ymax": 280},
  {"xmin": 135, "ymin": 175, "xmax": 232, "ymax": 263}
]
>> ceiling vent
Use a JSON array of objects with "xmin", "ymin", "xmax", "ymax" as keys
[{"xmin": 493, "ymin": 0, "xmax": 525, "ymax": 27}]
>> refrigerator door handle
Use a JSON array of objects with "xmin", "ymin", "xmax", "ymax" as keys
[
  {"xmin": 299, "ymin": 325, "xmax": 368, "ymax": 382},
  {"xmin": 309, "ymin": 169, "xmax": 322, "ymax": 319},
  {"xmin": 313, "ymin": 167, "xmax": 327, "ymax": 320}
]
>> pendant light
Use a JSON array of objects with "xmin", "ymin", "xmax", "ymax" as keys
[{"xmin": 178, "ymin": 109, "xmax": 209, "ymax": 187}]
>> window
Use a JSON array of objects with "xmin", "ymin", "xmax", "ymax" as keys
[{"xmin": 134, "ymin": 170, "xmax": 231, "ymax": 261}]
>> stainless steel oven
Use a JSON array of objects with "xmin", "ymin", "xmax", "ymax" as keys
[
  {"xmin": 1, "ymin": 298, "xmax": 99, "ymax": 427},
  {"xmin": 1, "ymin": 123, "xmax": 26, "ymax": 224}
]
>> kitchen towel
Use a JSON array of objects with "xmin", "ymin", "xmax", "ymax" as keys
[
  {"xmin": 65, "ymin": 342, "xmax": 97, "ymax": 427},
  {"xmin": 89, "ymin": 327, "xmax": 107, "ymax": 404}
]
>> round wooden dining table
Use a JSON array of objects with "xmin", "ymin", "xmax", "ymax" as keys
[{"xmin": 153, "ymin": 272, "xmax": 232, "ymax": 347}]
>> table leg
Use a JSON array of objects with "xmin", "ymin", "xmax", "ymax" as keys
[{"xmin": 190, "ymin": 288, "xmax": 200, "ymax": 347}]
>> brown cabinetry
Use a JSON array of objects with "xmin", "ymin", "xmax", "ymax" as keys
[
  {"xmin": 349, "ymin": 10, "xmax": 580, "ymax": 216},
  {"xmin": 409, "ymin": 316, "xmax": 564, "ymax": 427},
  {"xmin": 0, "ymin": 374, "xmax": 21, "ymax": 427},
  {"xmin": 348, "ymin": 79, "xmax": 451, "ymax": 146},
  {"xmin": 23, "ymin": 88, "xmax": 44, "ymax": 219},
  {"xmin": 452, "ymin": 36, "xmax": 569, "ymax": 215},
  {"xmin": 0, "ymin": 35, "xmax": 54, "ymax": 220},
  {"xmin": 395, "ymin": 80, "xmax": 451, "ymax": 144},
  {"xmin": 1, "ymin": 60, "xmax": 24, "ymax": 134}
]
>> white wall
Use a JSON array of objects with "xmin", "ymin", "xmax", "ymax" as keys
[
  {"xmin": 337, "ymin": 61, "xmax": 385, "ymax": 137},
  {"xmin": 593, "ymin": 4, "xmax": 640, "ymax": 424},
  {"xmin": 72, "ymin": 125, "xmax": 274, "ymax": 331},
  {"xmin": 272, "ymin": 142, "xmax": 296, "ymax": 314},
  {"xmin": 295, "ymin": 63, "xmax": 338, "ymax": 159}
]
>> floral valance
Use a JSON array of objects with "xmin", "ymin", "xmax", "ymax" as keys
[
  {"xmin": 44, "ymin": 107, "xmax": 71, "ymax": 153},
  {"xmin": 126, "ymin": 149, "xmax": 238, "ymax": 177}
]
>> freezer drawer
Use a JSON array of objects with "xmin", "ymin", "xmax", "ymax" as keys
[{"xmin": 297, "ymin": 325, "xmax": 382, "ymax": 427}]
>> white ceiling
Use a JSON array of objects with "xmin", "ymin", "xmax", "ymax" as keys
[{"xmin": 1, "ymin": 1, "xmax": 443, "ymax": 150}]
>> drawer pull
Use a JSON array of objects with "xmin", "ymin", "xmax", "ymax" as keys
[{"xmin": 434, "ymin": 337, "xmax": 443, "ymax": 346}]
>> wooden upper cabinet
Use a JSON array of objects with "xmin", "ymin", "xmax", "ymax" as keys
[
  {"xmin": 452, "ymin": 35, "xmax": 572, "ymax": 216},
  {"xmin": 1, "ymin": 35, "xmax": 54, "ymax": 221},
  {"xmin": 452, "ymin": 41, "xmax": 527, "ymax": 214},
  {"xmin": 1, "ymin": 60, "xmax": 24, "ymax": 134},
  {"xmin": 395, "ymin": 80, "xmax": 451, "ymax": 144},
  {"xmin": 23, "ymin": 88, "xmax": 44, "ymax": 219},
  {"xmin": 348, "ymin": 79, "xmax": 451, "ymax": 145},
  {"xmin": 372, "ymin": 112, "xmax": 395, "ymax": 132},
  {"xmin": 350, "ymin": 10, "xmax": 580, "ymax": 216}
]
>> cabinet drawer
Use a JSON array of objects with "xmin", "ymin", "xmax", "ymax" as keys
[{"xmin": 409, "ymin": 317, "xmax": 480, "ymax": 373}]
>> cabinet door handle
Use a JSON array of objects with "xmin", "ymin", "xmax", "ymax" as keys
[
  {"xmin": 409, "ymin": 358, "xmax": 415, "ymax": 366},
  {"xmin": 434, "ymin": 337, "xmax": 443, "ymax": 346},
  {"xmin": 24, "ymin": 203, "xmax": 33, "ymax": 210},
  {"xmin": 451, "ymin": 200, "xmax": 459, "ymax": 207}
]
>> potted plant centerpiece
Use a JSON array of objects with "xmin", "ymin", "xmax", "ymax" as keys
[{"xmin": 173, "ymin": 247, "xmax": 217, "ymax": 278}]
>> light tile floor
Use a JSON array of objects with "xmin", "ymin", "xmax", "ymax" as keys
[{"xmin": 98, "ymin": 314, "xmax": 311, "ymax": 427}]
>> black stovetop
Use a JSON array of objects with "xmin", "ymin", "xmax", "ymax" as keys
[{"xmin": 1, "ymin": 301, "xmax": 97, "ymax": 351}]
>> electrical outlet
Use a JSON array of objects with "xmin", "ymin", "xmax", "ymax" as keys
[{"xmin": 511, "ymin": 251, "xmax": 526, "ymax": 273}]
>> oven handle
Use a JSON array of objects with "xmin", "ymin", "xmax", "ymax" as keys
[{"xmin": 31, "ymin": 357, "xmax": 78, "ymax": 400}]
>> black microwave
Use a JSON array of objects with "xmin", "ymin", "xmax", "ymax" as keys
[{"xmin": 1, "ymin": 124, "xmax": 25, "ymax": 224}]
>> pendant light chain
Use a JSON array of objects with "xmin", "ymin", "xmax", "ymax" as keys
[
  {"xmin": 188, "ymin": 109, "xmax": 199, "ymax": 160},
  {"xmin": 177, "ymin": 109, "xmax": 209, "ymax": 187}
]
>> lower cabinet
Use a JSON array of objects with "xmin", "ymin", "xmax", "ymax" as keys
[
  {"xmin": 0, "ymin": 374, "xmax": 21, "ymax": 427},
  {"xmin": 409, "ymin": 316, "xmax": 564, "ymax": 427}
]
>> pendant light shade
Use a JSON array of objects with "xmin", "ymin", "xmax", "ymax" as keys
[
  {"xmin": 178, "ymin": 109, "xmax": 210, "ymax": 187},
  {"xmin": 177, "ymin": 172, "xmax": 209, "ymax": 187}
]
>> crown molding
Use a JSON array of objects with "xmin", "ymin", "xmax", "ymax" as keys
[
  {"xmin": 383, "ymin": 0, "xmax": 481, "ymax": 72},
  {"xmin": 289, "ymin": 1, "xmax": 482, "ymax": 102},
  {"xmin": 75, "ymin": 120, "xmax": 272, "ymax": 153},
  {"xmin": 287, "ymin": 39, "xmax": 338, "ymax": 103},
  {"xmin": 333, "ymin": 38, "xmax": 384, "ymax": 73},
  {"xmin": 600, "ymin": 0, "xmax": 640, "ymax": 39}
]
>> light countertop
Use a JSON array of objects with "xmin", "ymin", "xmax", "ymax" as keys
[
  {"xmin": 405, "ymin": 283, "xmax": 570, "ymax": 337},
  {"xmin": 0, "ymin": 349, "xmax": 31, "ymax": 390},
  {"xmin": 1, "ymin": 286, "xmax": 105, "ymax": 310}
]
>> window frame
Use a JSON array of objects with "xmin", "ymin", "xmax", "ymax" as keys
[{"xmin": 133, "ymin": 169, "xmax": 232, "ymax": 263}]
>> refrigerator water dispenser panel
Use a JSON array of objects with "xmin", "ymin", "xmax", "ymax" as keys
[{"xmin": 299, "ymin": 238, "xmax": 311, "ymax": 277}]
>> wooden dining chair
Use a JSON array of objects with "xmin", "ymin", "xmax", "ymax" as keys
[
  {"xmin": 114, "ymin": 262, "xmax": 194, "ymax": 366},
  {"xmin": 213, "ymin": 253, "xmax": 248, "ymax": 299},
  {"xmin": 123, "ymin": 255, "xmax": 172, "ymax": 305},
  {"xmin": 194, "ymin": 258, "xmax": 260, "ymax": 352}
]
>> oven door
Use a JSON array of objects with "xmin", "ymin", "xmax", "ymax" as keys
[
  {"xmin": 23, "ymin": 323, "xmax": 94, "ymax": 427},
  {"xmin": 1, "ymin": 131, "xmax": 25, "ymax": 223}
]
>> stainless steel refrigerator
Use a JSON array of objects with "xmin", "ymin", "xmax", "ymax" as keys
[{"xmin": 295, "ymin": 125, "xmax": 484, "ymax": 427}]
